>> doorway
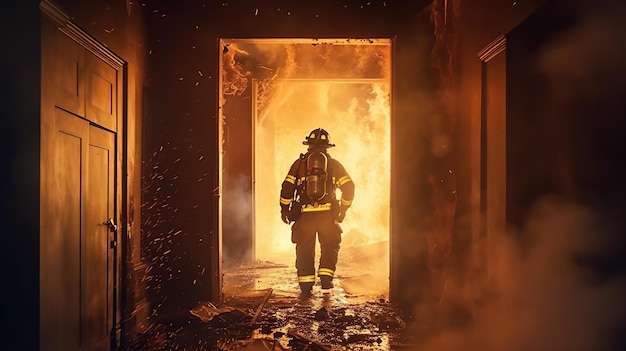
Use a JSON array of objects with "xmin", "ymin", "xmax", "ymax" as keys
[{"xmin": 219, "ymin": 38, "xmax": 392, "ymax": 298}]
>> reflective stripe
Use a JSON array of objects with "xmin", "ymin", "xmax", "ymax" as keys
[
  {"xmin": 280, "ymin": 197, "xmax": 292, "ymax": 205},
  {"xmin": 284, "ymin": 175, "xmax": 296, "ymax": 184},
  {"xmin": 302, "ymin": 203, "xmax": 332, "ymax": 212},
  {"xmin": 318, "ymin": 268, "xmax": 335, "ymax": 277},
  {"xmin": 341, "ymin": 198, "xmax": 352, "ymax": 206},
  {"xmin": 298, "ymin": 275, "xmax": 316, "ymax": 283},
  {"xmin": 337, "ymin": 176, "xmax": 352, "ymax": 186}
]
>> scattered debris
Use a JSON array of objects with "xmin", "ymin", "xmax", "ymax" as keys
[
  {"xmin": 251, "ymin": 288, "xmax": 273, "ymax": 324},
  {"xmin": 190, "ymin": 301, "xmax": 247, "ymax": 323},
  {"xmin": 126, "ymin": 262, "xmax": 413, "ymax": 350}
]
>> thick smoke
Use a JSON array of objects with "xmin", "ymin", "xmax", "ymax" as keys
[
  {"xmin": 419, "ymin": 197, "xmax": 626, "ymax": 351},
  {"xmin": 412, "ymin": 1, "xmax": 626, "ymax": 349}
]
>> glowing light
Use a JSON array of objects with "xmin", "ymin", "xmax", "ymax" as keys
[{"xmin": 220, "ymin": 39, "xmax": 391, "ymax": 296}]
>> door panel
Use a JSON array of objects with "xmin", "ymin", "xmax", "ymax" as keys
[
  {"xmin": 55, "ymin": 30, "xmax": 85, "ymax": 116},
  {"xmin": 83, "ymin": 125, "xmax": 115, "ymax": 350},
  {"xmin": 45, "ymin": 109, "xmax": 115, "ymax": 351},
  {"xmin": 86, "ymin": 52, "xmax": 117, "ymax": 132},
  {"xmin": 41, "ymin": 108, "xmax": 88, "ymax": 351}
]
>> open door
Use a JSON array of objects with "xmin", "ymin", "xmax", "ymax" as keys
[{"xmin": 219, "ymin": 38, "xmax": 392, "ymax": 298}]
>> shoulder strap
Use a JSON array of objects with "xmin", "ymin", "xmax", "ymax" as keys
[{"xmin": 295, "ymin": 153, "xmax": 306, "ymax": 186}]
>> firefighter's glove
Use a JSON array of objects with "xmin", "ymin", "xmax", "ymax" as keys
[
  {"xmin": 336, "ymin": 207, "xmax": 347, "ymax": 223},
  {"xmin": 281, "ymin": 211, "xmax": 291, "ymax": 224}
]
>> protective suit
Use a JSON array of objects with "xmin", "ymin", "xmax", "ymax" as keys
[{"xmin": 279, "ymin": 128, "xmax": 355, "ymax": 296}]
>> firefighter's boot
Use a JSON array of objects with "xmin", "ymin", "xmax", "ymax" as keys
[
  {"xmin": 320, "ymin": 276, "xmax": 333, "ymax": 290},
  {"xmin": 299, "ymin": 282, "xmax": 313, "ymax": 298}
]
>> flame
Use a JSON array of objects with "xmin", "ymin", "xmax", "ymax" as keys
[
  {"xmin": 261, "ymin": 80, "xmax": 391, "ymax": 253},
  {"xmin": 222, "ymin": 39, "xmax": 392, "ymax": 289}
]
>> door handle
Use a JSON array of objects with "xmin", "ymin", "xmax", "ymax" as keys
[{"xmin": 104, "ymin": 218, "xmax": 117, "ymax": 232}]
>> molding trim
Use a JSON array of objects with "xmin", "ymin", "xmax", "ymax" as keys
[
  {"xmin": 477, "ymin": 35, "xmax": 506, "ymax": 62},
  {"xmin": 40, "ymin": 0, "xmax": 125, "ymax": 70},
  {"xmin": 39, "ymin": 0, "xmax": 69, "ymax": 26}
]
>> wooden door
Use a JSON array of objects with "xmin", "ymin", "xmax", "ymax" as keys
[
  {"xmin": 86, "ymin": 51, "xmax": 118, "ymax": 132},
  {"xmin": 41, "ymin": 11, "xmax": 122, "ymax": 349},
  {"xmin": 84, "ymin": 123, "xmax": 115, "ymax": 350},
  {"xmin": 42, "ymin": 108, "xmax": 86, "ymax": 351},
  {"xmin": 46, "ymin": 109, "xmax": 115, "ymax": 351}
]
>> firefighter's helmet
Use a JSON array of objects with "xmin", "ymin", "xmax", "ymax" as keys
[{"xmin": 303, "ymin": 128, "xmax": 335, "ymax": 148}]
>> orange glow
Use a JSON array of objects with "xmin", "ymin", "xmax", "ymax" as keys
[{"xmin": 222, "ymin": 38, "xmax": 392, "ymax": 295}]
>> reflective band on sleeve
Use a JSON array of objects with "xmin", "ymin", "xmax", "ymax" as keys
[
  {"xmin": 318, "ymin": 268, "xmax": 335, "ymax": 277},
  {"xmin": 280, "ymin": 197, "xmax": 292, "ymax": 205},
  {"xmin": 341, "ymin": 198, "xmax": 352, "ymax": 206},
  {"xmin": 337, "ymin": 176, "xmax": 352, "ymax": 186},
  {"xmin": 284, "ymin": 175, "xmax": 296, "ymax": 184},
  {"xmin": 298, "ymin": 275, "xmax": 316, "ymax": 283}
]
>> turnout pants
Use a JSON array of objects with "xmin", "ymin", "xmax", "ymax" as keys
[{"xmin": 291, "ymin": 210, "xmax": 342, "ymax": 292}]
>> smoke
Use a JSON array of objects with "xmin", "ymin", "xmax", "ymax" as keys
[
  {"xmin": 409, "ymin": 1, "xmax": 626, "ymax": 349},
  {"xmin": 538, "ymin": 0, "xmax": 626, "ymax": 205},
  {"xmin": 539, "ymin": 0, "xmax": 626, "ymax": 105},
  {"xmin": 415, "ymin": 196, "xmax": 626, "ymax": 351},
  {"xmin": 222, "ymin": 173, "xmax": 254, "ymax": 266}
]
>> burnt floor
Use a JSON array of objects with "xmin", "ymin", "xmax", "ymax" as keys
[{"xmin": 124, "ymin": 241, "xmax": 431, "ymax": 350}]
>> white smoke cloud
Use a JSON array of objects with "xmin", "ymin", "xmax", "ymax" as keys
[
  {"xmin": 417, "ymin": 196, "xmax": 626, "ymax": 351},
  {"xmin": 412, "ymin": 2, "xmax": 626, "ymax": 348}
]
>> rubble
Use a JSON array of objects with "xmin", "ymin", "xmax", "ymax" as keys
[{"xmin": 126, "ymin": 261, "xmax": 413, "ymax": 350}]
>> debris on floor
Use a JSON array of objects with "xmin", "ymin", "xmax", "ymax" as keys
[{"xmin": 125, "ymin": 259, "xmax": 413, "ymax": 350}]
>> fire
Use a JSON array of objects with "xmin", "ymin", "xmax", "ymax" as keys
[
  {"xmin": 262, "ymin": 79, "xmax": 391, "ymax": 253},
  {"xmin": 221, "ymin": 39, "xmax": 392, "ymax": 288}
]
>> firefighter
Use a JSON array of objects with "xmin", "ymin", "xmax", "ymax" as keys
[{"xmin": 279, "ymin": 128, "xmax": 355, "ymax": 297}]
